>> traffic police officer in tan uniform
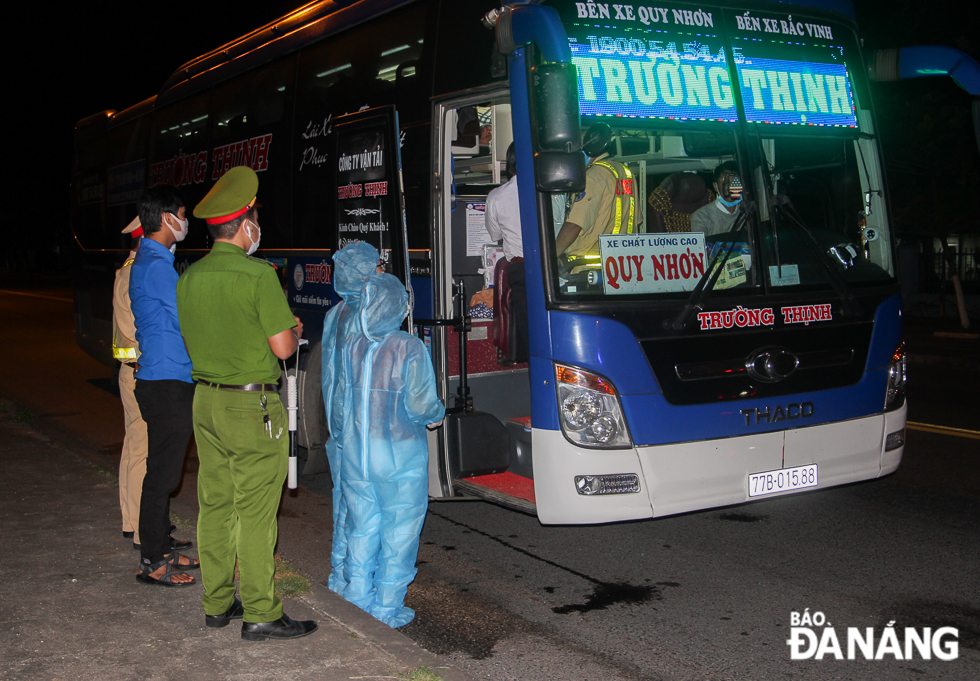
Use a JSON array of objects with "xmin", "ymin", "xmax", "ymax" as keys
[
  {"xmin": 177, "ymin": 166, "xmax": 317, "ymax": 641},
  {"xmin": 113, "ymin": 217, "xmax": 148, "ymax": 545},
  {"xmin": 555, "ymin": 123, "xmax": 640, "ymax": 259}
]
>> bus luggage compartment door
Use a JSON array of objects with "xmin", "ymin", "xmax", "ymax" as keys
[{"xmin": 446, "ymin": 411, "xmax": 510, "ymax": 478}]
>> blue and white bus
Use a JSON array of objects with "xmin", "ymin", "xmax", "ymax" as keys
[{"xmin": 71, "ymin": 0, "xmax": 980, "ymax": 524}]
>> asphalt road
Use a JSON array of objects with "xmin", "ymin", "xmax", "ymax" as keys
[{"xmin": 1, "ymin": 281, "xmax": 977, "ymax": 681}]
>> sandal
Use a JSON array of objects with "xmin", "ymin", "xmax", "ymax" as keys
[
  {"xmin": 136, "ymin": 558, "xmax": 196, "ymax": 588},
  {"xmin": 166, "ymin": 551, "xmax": 201, "ymax": 571}
]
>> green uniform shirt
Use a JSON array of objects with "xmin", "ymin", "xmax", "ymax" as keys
[{"xmin": 176, "ymin": 242, "xmax": 295, "ymax": 385}]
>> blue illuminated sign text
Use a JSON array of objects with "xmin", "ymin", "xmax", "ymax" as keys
[
  {"xmin": 570, "ymin": 37, "xmax": 737, "ymax": 122},
  {"xmin": 735, "ymin": 57, "xmax": 856, "ymax": 127}
]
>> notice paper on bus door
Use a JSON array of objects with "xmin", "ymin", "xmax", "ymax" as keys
[
  {"xmin": 466, "ymin": 202, "xmax": 494, "ymax": 257},
  {"xmin": 598, "ymin": 234, "xmax": 749, "ymax": 295}
]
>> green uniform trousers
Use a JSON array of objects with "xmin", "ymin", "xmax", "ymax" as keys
[{"xmin": 193, "ymin": 383, "xmax": 287, "ymax": 623}]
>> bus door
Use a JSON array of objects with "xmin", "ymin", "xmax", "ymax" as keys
[{"xmin": 424, "ymin": 90, "xmax": 537, "ymax": 513}]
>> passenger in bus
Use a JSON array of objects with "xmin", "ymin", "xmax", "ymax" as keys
[
  {"xmin": 646, "ymin": 172, "xmax": 714, "ymax": 233},
  {"xmin": 485, "ymin": 143, "xmax": 528, "ymax": 363},
  {"xmin": 129, "ymin": 184, "xmax": 198, "ymax": 588},
  {"xmin": 177, "ymin": 166, "xmax": 317, "ymax": 641},
  {"xmin": 321, "ymin": 240, "xmax": 381, "ymax": 595},
  {"xmin": 113, "ymin": 217, "xmax": 147, "ymax": 549},
  {"xmin": 555, "ymin": 123, "xmax": 641, "ymax": 261},
  {"xmin": 340, "ymin": 273, "xmax": 445, "ymax": 628},
  {"xmin": 690, "ymin": 161, "xmax": 744, "ymax": 237}
]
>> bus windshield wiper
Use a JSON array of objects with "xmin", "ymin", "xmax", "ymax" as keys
[
  {"xmin": 771, "ymin": 194, "xmax": 863, "ymax": 317},
  {"xmin": 665, "ymin": 210, "xmax": 749, "ymax": 333}
]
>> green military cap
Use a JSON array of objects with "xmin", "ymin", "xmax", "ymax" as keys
[{"xmin": 194, "ymin": 166, "xmax": 259, "ymax": 224}]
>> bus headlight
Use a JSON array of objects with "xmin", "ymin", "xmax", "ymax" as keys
[
  {"xmin": 555, "ymin": 364, "xmax": 632, "ymax": 448},
  {"xmin": 885, "ymin": 342, "xmax": 906, "ymax": 411}
]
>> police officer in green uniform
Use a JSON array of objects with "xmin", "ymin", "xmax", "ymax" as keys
[{"xmin": 176, "ymin": 166, "xmax": 317, "ymax": 641}]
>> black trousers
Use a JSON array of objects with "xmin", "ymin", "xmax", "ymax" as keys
[
  {"xmin": 508, "ymin": 258, "xmax": 529, "ymax": 364},
  {"xmin": 134, "ymin": 378, "xmax": 195, "ymax": 565}
]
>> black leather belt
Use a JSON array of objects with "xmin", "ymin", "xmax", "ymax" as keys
[{"xmin": 198, "ymin": 380, "xmax": 277, "ymax": 392}]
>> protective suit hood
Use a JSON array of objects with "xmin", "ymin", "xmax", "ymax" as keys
[
  {"xmin": 360, "ymin": 273, "xmax": 408, "ymax": 342},
  {"xmin": 334, "ymin": 241, "xmax": 379, "ymax": 302}
]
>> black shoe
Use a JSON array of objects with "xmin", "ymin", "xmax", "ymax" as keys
[
  {"xmin": 241, "ymin": 614, "xmax": 318, "ymax": 641},
  {"xmin": 134, "ymin": 536, "xmax": 193, "ymax": 551},
  {"xmin": 205, "ymin": 599, "xmax": 244, "ymax": 628},
  {"xmin": 122, "ymin": 531, "xmax": 134, "ymax": 539}
]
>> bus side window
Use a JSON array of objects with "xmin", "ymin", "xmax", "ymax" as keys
[
  {"xmin": 150, "ymin": 92, "xmax": 211, "ymax": 249},
  {"xmin": 292, "ymin": 1, "xmax": 428, "ymax": 250},
  {"xmin": 104, "ymin": 119, "xmax": 149, "ymax": 248},
  {"xmin": 210, "ymin": 56, "xmax": 296, "ymax": 249},
  {"xmin": 72, "ymin": 137, "xmax": 108, "ymax": 251},
  {"xmin": 295, "ymin": 3, "xmax": 427, "ymax": 118},
  {"xmin": 73, "ymin": 118, "xmax": 149, "ymax": 251}
]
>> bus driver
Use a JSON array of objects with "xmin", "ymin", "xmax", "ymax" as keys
[{"xmin": 690, "ymin": 161, "xmax": 744, "ymax": 237}]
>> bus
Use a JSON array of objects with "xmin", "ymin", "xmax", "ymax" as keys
[{"xmin": 71, "ymin": 0, "xmax": 980, "ymax": 524}]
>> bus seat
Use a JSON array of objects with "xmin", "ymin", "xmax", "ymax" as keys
[
  {"xmin": 647, "ymin": 172, "xmax": 714, "ymax": 233},
  {"xmin": 492, "ymin": 257, "xmax": 516, "ymax": 364}
]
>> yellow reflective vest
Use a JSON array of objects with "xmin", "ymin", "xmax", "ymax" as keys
[
  {"xmin": 592, "ymin": 159, "xmax": 636, "ymax": 236},
  {"xmin": 112, "ymin": 258, "xmax": 140, "ymax": 362}
]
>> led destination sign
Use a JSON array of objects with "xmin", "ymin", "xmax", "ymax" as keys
[
  {"xmin": 727, "ymin": 8, "xmax": 859, "ymax": 128},
  {"xmin": 562, "ymin": 2, "xmax": 735, "ymax": 121},
  {"xmin": 559, "ymin": 3, "xmax": 859, "ymax": 128},
  {"xmin": 735, "ymin": 57, "xmax": 856, "ymax": 127},
  {"xmin": 571, "ymin": 37, "xmax": 737, "ymax": 122}
]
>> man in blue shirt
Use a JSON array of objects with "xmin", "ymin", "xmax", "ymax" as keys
[{"xmin": 130, "ymin": 184, "xmax": 199, "ymax": 587}]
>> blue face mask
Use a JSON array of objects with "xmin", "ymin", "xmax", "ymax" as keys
[{"xmin": 718, "ymin": 196, "xmax": 742, "ymax": 208}]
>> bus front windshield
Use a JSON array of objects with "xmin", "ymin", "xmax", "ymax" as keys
[
  {"xmin": 546, "ymin": 1, "xmax": 895, "ymax": 303},
  {"xmin": 549, "ymin": 123, "xmax": 894, "ymax": 300}
]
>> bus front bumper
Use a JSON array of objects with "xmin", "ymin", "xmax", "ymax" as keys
[{"xmin": 533, "ymin": 403, "xmax": 907, "ymax": 525}]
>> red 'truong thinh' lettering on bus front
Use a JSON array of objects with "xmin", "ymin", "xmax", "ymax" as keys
[
  {"xmin": 698, "ymin": 306, "xmax": 775, "ymax": 330},
  {"xmin": 781, "ymin": 303, "xmax": 833, "ymax": 325}
]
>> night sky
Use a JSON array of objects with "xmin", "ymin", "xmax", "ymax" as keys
[
  {"xmin": 7, "ymin": 0, "xmax": 302, "ymax": 262},
  {"xmin": 5, "ymin": 0, "xmax": 977, "ymax": 264}
]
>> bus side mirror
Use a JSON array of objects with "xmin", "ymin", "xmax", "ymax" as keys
[
  {"xmin": 530, "ymin": 62, "xmax": 584, "ymax": 192},
  {"xmin": 531, "ymin": 62, "xmax": 582, "ymax": 152},
  {"xmin": 535, "ymin": 151, "xmax": 586, "ymax": 193}
]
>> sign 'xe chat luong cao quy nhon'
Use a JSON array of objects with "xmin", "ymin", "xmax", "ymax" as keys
[{"xmin": 598, "ymin": 233, "xmax": 748, "ymax": 295}]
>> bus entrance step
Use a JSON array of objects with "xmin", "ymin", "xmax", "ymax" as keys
[{"xmin": 454, "ymin": 472, "xmax": 536, "ymax": 515}]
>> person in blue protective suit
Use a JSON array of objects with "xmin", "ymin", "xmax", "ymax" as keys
[
  {"xmin": 340, "ymin": 273, "xmax": 445, "ymax": 627},
  {"xmin": 321, "ymin": 241, "xmax": 381, "ymax": 594}
]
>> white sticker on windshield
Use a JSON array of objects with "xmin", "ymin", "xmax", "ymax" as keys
[
  {"xmin": 599, "ymin": 234, "xmax": 707, "ymax": 295},
  {"xmin": 769, "ymin": 264, "xmax": 801, "ymax": 286}
]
